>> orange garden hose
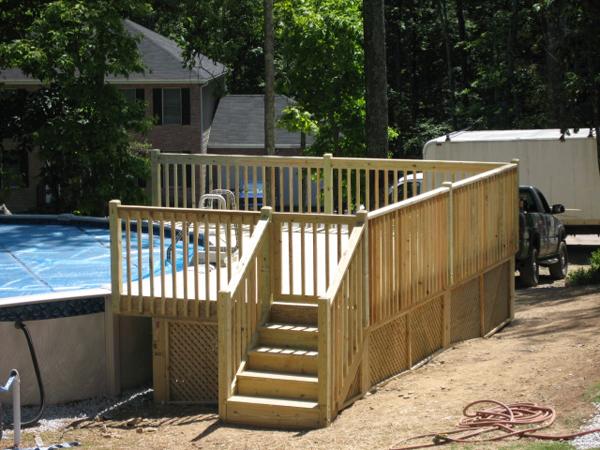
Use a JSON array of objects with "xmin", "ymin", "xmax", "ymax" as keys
[{"xmin": 391, "ymin": 400, "xmax": 600, "ymax": 449}]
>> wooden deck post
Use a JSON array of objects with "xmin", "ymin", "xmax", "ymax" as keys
[
  {"xmin": 150, "ymin": 149, "xmax": 161, "ymax": 206},
  {"xmin": 323, "ymin": 153, "xmax": 334, "ymax": 214},
  {"xmin": 356, "ymin": 209, "xmax": 371, "ymax": 395},
  {"xmin": 109, "ymin": 200, "xmax": 122, "ymax": 311},
  {"xmin": 217, "ymin": 291, "xmax": 233, "ymax": 420},
  {"xmin": 317, "ymin": 299, "xmax": 331, "ymax": 426},
  {"xmin": 260, "ymin": 207, "xmax": 273, "ymax": 322},
  {"xmin": 442, "ymin": 182, "xmax": 454, "ymax": 286},
  {"xmin": 509, "ymin": 159, "xmax": 519, "ymax": 321}
]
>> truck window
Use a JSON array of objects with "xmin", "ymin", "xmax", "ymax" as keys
[
  {"xmin": 519, "ymin": 190, "xmax": 538, "ymax": 213},
  {"xmin": 534, "ymin": 188, "xmax": 551, "ymax": 213}
]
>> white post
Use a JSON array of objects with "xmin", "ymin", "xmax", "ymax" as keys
[{"xmin": 1, "ymin": 369, "xmax": 21, "ymax": 449}]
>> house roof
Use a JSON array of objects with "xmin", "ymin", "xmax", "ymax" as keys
[
  {"xmin": 208, "ymin": 95, "xmax": 314, "ymax": 149},
  {"xmin": 431, "ymin": 128, "xmax": 596, "ymax": 144},
  {"xmin": 0, "ymin": 19, "xmax": 226, "ymax": 85}
]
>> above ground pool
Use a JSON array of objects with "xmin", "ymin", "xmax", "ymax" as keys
[{"xmin": 0, "ymin": 215, "xmax": 195, "ymax": 300}]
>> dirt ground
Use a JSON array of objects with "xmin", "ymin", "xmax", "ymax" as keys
[{"xmin": 25, "ymin": 238, "xmax": 600, "ymax": 449}]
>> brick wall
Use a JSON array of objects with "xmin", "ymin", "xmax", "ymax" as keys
[{"xmin": 129, "ymin": 84, "xmax": 204, "ymax": 154}]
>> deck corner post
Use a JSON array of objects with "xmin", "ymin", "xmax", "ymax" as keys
[
  {"xmin": 150, "ymin": 149, "xmax": 161, "ymax": 206},
  {"xmin": 323, "ymin": 153, "xmax": 334, "ymax": 214},
  {"xmin": 109, "ymin": 200, "xmax": 122, "ymax": 312},
  {"xmin": 442, "ymin": 181, "xmax": 454, "ymax": 286},
  {"xmin": 317, "ymin": 298, "xmax": 332, "ymax": 426},
  {"xmin": 217, "ymin": 290, "xmax": 233, "ymax": 420},
  {"xmin": 356, "ymin": 210, "xmax": 370, "ymax": 328}
]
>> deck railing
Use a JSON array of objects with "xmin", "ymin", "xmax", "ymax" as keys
[
  {"xmin": 217, "ymin": 207, "xmax": 272, "ymax": 419},
  {"xmin": 271, "ymin": 213, "xmax": 356, "ymax": 299},
  {"xmin": 315, "ymin": 162, "xmax": 518, "ymax": 424},
  {"xmin": 149, "ymin": 150, "xmax": 505, "ymax": 214},
  {"xmin": 109, "ymin": 201, "xmax": 261, "ymax": 319},
  {"xmin": 318, "ymin": 211, "xmax": 369, "ymax": 423}
]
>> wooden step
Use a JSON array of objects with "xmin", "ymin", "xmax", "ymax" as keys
[
  {"xmin": 237, "ymin": 370, "xmax": 318, "ymax": 401},
  {"xmin": 258, "ymin": 323, "xmax": 318, "ymax": 350},
  {"xmin": 226, "ymin": 395, "xmax": 321, "ymax": 429},
  {"xmin": 247, "ymin": 346, "xmax": 318, "ymax": 375},
  {"xmin": 269, "ymin": 301, "xmax": 318, "ymax": 326}
]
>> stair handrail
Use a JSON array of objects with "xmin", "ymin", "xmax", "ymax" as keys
[
  {"xmin": 217, "ymin": 206, "xmax": 273, "ymax": 420},
  {"xmin": 317, "ymin": 210, "xmax": 369, "ymax": 426}
]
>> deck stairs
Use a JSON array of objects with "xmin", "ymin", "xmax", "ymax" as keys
[{"xmin": 225, "ymin": 300, "xmax": 322, "ymax": 429}]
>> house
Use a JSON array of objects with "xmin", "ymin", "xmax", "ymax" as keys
[
  {"xmin": 208, "ymin": 94, "xmax": 311, "ymax": 156},
  {"xmin": 0, "ymin": 20, "xmax": 226, "ymax": 212},
  {"xmin": 207, "ymin": 94, "xmax": 315, "ymax": 209}
]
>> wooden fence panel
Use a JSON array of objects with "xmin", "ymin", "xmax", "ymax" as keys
[{"xmin": 367, "ymin": 189, "xmax": 449, "ymax": 326}]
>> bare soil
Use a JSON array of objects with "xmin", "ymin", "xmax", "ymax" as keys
[{"xmin": 23, "ymin": 240, "xmax": 600, "ymax": 449}]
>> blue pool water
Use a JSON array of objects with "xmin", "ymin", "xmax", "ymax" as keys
[{"xmin": 0, "ymin": 222, "xmax": 200, "ymax": 299}]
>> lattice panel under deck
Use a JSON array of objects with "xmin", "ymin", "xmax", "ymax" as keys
[
  {"xmin": 410, "ymin": 297, "xmax": 443, "ymax": 365},
  {"xmin": 168, "ymin": 322, "xmax": 218, "ymax": 403},
  {"xmin": 450, "ymin": 278, "xmax": 481, "ymax": 344},
  {"xmin": 484, "ymin": 262, "xmax": 510, "ymax": 333},
  {"xmin": 369, "ymin": 316, "xmax": 408, "ymax": 385}
]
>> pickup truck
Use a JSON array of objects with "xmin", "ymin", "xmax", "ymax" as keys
[{"xmin": 517, "ymin": 186, "xmax": 568, "ymax": 287}]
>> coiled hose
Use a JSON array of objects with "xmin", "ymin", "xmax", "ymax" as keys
[
  {"xmin": 392, "ymin": 399, "xmax": 600, "ymax": 449},
  {"xmin": 0, "ymin": 321, "xmax": 45, "ymax": 439}
]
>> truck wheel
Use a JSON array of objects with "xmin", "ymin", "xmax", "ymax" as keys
[
  {"xmin": 549, "ymin": 241, "xmax": 568, "ymax": 280},
  {"xmin": 520, "ymin": 247, "xmax": 539, "ymax": 287}
]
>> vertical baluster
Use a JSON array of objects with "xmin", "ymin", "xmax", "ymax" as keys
[
  {"xmin": 137, "ymin": 214, "xmax": 143, "ymax": 310},
  {"xmin": 171, "ymin": 218, "xmax": 177, "ymax": 301},
  {"xmin": 174, "ymin": 164, "xmax": 179, "ymax": 208},
  {"xmin": 182, "ymin": 164, "xmax": 188, "ymax": 208},
  {"xmin": 160, "ymin": 216, "xmax": 166, "ymax": 313}
]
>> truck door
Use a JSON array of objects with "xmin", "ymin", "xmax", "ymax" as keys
[
  {"xmin": 521, "ymin": 188, "xmax": 548, "ymax": 257},
  {"xmin": 535, "ymin": 188, "xmax": 558, "ymax": 254}
]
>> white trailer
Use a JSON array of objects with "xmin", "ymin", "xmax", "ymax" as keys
[{"xmin": 423, "ymin": 129, "xmax": 600, "ymax": 234}]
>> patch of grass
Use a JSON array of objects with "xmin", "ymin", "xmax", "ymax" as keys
[
  {"xmin": 585, "ymin": 381, "xmax": 600, "ymax": 403},
  {"xmin": 499, "ymin": 443, "xmax": 574, "ymax": 450},
  {"xmin": 566, "ymin": 249, "xmax": 600, "ymax": 286}
]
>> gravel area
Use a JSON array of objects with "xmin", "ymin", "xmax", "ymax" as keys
[
  {"xmin": 573, "ymin": 403, "xmax": 600, "ymax": 450},
  {"xmin": 1, "ymin": 388, "xmax": 151, "ymax": 437}
]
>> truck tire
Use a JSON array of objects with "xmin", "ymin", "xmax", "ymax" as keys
[
  {"xmin": 520, "ymin": 247, "xmax": 539, "ymax": 287},
  {"xmin": 549, "ymin": 241, "xmax": 568, "ymax": 280}
]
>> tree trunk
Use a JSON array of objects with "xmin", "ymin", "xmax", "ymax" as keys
[
  {"xmin": 363, "ymin": 0, "xmax": 389, "ymax": 159},
  {"xmin": 264, "ymin": 0, "xmax": 275, "ymax": 156},
  {"xmin": 264, "ymin": 0, "xmax": 275, "ymax": 206},
  {"xmin": 436, "ymin": 0, "xmax": 456, "ymax": 130},
  {"xmin": 506, "ymin": 0, "xmax": 519, "ymax": 127},
  {"xmin": 363, "ymin": 0, "xmax": 388, "ymax": 209}
]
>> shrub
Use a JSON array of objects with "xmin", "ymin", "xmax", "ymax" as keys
[{"xmin": 566, "ymin": 249, "xmax": 600, "ymax": 286}]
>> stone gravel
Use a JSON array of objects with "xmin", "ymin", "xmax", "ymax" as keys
[
  {"xmin": 1, "ymin": 388, "xmax": 151, "ymax": 436},
  {"xmin": 573, "ymin": 403, "xmax": 600, "ymax": 450}
]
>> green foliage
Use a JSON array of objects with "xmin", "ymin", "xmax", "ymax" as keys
[
  {"xmin": 278, "ymin": 106, "xmax": 319, "ymax": 136},
  {"xmin": 277, "ymin": 0, "xmax": 366, "ymax": 156},
  {"xmin": 134, "ymin": 0, "xmax": 264, "ymax": 94},
  {"xmin": 0, "ymin": 0, "xmax": 152, "ymax": 215},
  {"xmin": 566, "ymin": 249, "xmax": 600, "ymax": 286}
]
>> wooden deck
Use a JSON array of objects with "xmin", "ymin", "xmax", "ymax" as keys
[{"xmin": 110, "ymin": 153, "xmax": 519, "ymax": 428}]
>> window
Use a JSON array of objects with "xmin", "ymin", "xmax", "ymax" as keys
[
  {"xmin": 120, "ymin": 88, "xmax": 145, "ymax": 104},
  {"xmin": 152, "ymin": 88, "xmax": 191, "ymax": 125},
  {"xmin": 163, "ymin": 88, "xmax": 181, "ymax": 124},
  {"xmin": 0, "ymin": 149, "xmax": 28, "ymax": 189}
]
